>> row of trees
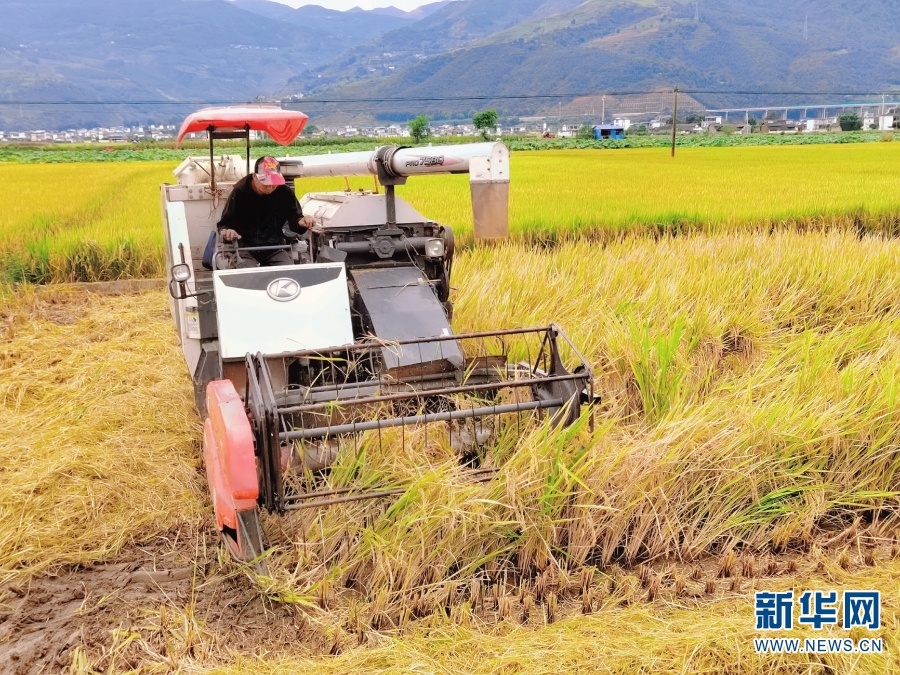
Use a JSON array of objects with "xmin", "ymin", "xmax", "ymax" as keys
[
  {"xmin": 408, "ymin": 109, "xmax": 500, "ymax": 143},
  {"xmin": 405, "ymin": 111, "xmax": 894, "ymax": 143},
  {"xmin": 408, "ymin": 113, "xmax": 601, "ymax": 142}
]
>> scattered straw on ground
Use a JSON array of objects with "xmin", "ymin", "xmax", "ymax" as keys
[{"xmin": 0, "ymin": 284, "xmax": 203, "ymax": 582}]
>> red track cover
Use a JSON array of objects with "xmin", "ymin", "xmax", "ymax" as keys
[
  {"xmin": 176, "ymin": 106, "xmax": 309, "ymax": 146},
  {"xmin": 204, "ymin": 380, "xmax": 258, "ymax": 532}
]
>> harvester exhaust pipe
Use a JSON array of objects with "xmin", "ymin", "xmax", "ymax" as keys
[{"xmin": 279, "ymin": 142, "xmax": 510, "ymax": 240}]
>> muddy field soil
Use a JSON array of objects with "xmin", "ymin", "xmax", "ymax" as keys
[{"xmin": 0, "ymin": 525, "xmax": 334, "ymax": 674}]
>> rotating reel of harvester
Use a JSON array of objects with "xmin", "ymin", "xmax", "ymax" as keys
[{"xmin": 161, "ymin": 107, "xmax": 596, "ymax": 571}]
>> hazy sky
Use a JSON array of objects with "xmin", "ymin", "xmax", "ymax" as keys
[{"xmin": 273, "ymin": 0, "xmax": 436, "ymax": 10}]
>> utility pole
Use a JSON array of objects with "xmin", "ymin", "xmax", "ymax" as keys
[
  {"xmin": 601, "ymin": 96, "xmax": 605, "ymax": 125},
  {"xmin": 671, "ymin": 87, "xmax": 678, "ymax": 158}
]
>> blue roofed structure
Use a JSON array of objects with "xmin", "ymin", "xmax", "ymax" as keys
[{"xmin": 593, "ymin": 124, "xmax": 626, "ymax": 140}]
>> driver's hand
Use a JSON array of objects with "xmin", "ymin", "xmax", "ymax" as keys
[
  {"xmin": 300, "ymin": 215, "xmax": 316, "ymax": 229},
  {"xmin": 220, "ymin": 228, "xmax": 240, "ymax": 242}
]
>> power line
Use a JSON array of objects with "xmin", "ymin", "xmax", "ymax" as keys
[
  {"xmin": 680, "ymin": 90, "xmax": 894, "ymax": 97},
  {"xmin": 0, "ymin": 90, "xmax": 897, "ymax": 107}
]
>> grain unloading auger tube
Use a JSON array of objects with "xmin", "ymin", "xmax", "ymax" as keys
[
  {"xmin": 161, "ymin": 106, "xmax": 596, "ymax": 571},
  {"xmin": 277, "ymin": 142, "xmax": 510, "ymax": 240}
]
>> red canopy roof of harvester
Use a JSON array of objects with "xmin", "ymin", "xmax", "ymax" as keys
[{"xmin": 175, "ymin": 106, "xmax": 309, "ymax": 146}]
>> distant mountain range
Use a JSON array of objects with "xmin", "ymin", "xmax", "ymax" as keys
[
  {"xmin": 300, "ymin": 0, "xmax": 900, "ymax": 123},
  {"xmin": 0, "ymin": 0, "xmax": 448, "ymax": 129},
  {"xmin": 1, "ymin": 0, "xmax": 897, "ymax": 130}
]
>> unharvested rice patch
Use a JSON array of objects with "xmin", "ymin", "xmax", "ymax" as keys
[{"xmin": 4, "ymin": 144, "xmax": 900, "ymax": 282}]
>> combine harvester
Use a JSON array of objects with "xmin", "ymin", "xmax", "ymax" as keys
[{"xmin": 161, "ymin": 107, "xmax": 594, "ymax": 568}]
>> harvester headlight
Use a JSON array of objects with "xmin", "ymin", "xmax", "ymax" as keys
[
  {"xmin": 424, "ymin": 238, "xmax": 444, "ymax": 259},
  {"xmin": 172, "ymin": 263, "xmax": 192, "ymax": 283}
]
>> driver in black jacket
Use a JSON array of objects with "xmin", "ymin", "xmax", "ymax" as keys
[{"xmin": 217, "ymin": 156, "xmax": 315, "ymax": 267}]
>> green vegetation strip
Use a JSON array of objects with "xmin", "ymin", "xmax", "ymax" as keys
[{"xmin": 0, "ymin": 130, "xmax": 895, "ymax": 164}]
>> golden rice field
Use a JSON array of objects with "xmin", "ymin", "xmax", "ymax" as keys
[
  {"xmin": 1, "ymin": 144, "xmax": 899, "ymax": 672},
  {"xmin": 2, "ymin": 142, "xmax": 900, "ymax": 283}
]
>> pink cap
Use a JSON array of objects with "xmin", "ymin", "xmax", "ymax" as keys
[{"xmin": 256, "ymin": 156, "xmax": 285, "ymax": 186}]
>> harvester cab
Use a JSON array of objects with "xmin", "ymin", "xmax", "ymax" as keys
[{"xmin": 161, "ymin": 107, "xmax": 595, "ymax": 569}]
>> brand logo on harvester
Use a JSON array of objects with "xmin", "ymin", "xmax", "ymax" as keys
[
  {"xmin": 753, "ymin": 590, "xmax": 883, "ymax": 655},
  {"xmin": 267, "ymin": 278, "xmax": 301, "ymax": 302}
]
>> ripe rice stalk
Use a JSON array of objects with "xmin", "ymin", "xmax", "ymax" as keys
[
  {"xmin": 0, "ymin": 163, "xmax": 172, "ymax": 284},
  {"xmin": 4, "ymin": 143, "xmax": 900, "ymax": 283},
  {"xmin": 627, "ymin": 315, "xmax": 690, "ymax": 423},
  {"xmin": 393, "ymin": 144, "xmax": 900, "ymax": 246},
  {"xmin": 6, "ymin": 224, "xmax": 900, "ymax": 670}
]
